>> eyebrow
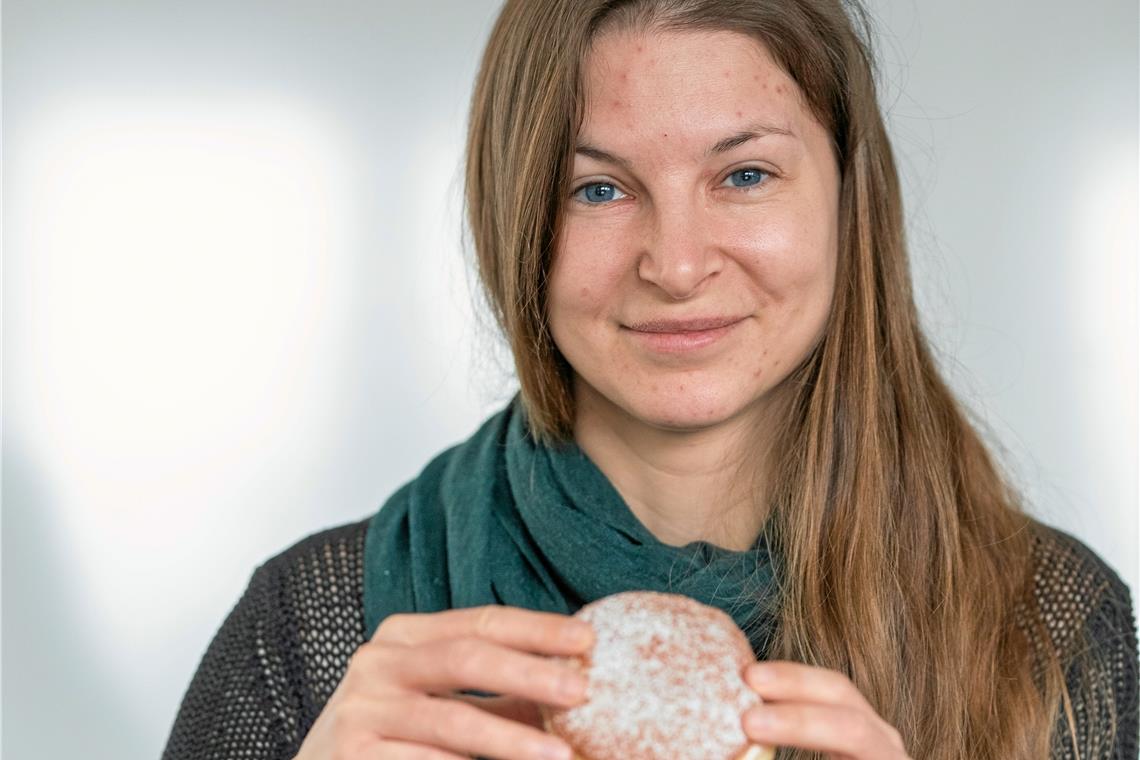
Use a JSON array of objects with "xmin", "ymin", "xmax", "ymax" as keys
[{"xmin": 574, "ymin": 121, "xmax": 797, "ymax": 170}]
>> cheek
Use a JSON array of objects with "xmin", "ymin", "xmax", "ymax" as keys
[
  {"xmin": 723, "ymin": 203, "xmax": 836, "ymax": 305},
  {"xmin": 549, "ymin": 224, "xmax": 629, "ymax": 324}
]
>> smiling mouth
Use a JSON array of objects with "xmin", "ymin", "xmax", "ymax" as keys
[
  {"xmin": 625, "ymin": 315, "xmax": 747, "ymax": 333},
  {"xmin": 622, "ymin": 316, "xmax": 747, "ymax": 353}
]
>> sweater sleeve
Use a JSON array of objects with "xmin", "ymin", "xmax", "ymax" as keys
[{"xmin": 160, "ymin": 559, "xmax": 305, "ymax": 760}]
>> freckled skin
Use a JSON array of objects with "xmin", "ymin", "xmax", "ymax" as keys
[{"xmin": 548, "ymin": 28, "xmax": 839, "ymax": 435}]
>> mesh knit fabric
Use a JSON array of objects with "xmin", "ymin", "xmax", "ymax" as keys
[{"xmin": 161, "ymin": 519, "xmax": 1139, "ymax": 759}]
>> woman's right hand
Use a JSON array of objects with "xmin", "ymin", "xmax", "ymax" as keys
[{"xmin": 292, "ymin": 605, "xmax": 594, "ymax": 760}]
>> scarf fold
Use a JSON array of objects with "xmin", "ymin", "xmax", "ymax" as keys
[{"xmin": 363, "ymin": 394, "xmax": 781, "ymax": 657}]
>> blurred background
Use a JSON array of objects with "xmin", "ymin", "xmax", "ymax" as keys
[{"xmin": 3, "ymin": 0, "xmax": 1136, "ymax": 757}]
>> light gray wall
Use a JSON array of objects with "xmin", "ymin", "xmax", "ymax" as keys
[{"xmin": 3, "ymin": 1, "xmax": 1136, "ymax": 758}]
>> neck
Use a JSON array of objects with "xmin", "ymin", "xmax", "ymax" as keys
[{"xmin": 572, "ymin": 383, "xmax": 775, "ymax": 552}]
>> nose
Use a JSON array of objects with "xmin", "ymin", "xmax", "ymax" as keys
[{"xmin": 636, "ymin": 201, "xmax": 723, "ymax": 300}]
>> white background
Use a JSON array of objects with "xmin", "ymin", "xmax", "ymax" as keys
[{"xmin": 4, "ymin": 1, "xmax": 1137, "ymax": 757}]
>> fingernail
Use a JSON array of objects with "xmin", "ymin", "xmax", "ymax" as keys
[{"xmin": 536, "ymin": 739, "xmax": 572, "ymax": 760}]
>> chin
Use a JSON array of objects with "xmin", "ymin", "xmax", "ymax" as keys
[
  {"xmin": 617, "ymin": 386, "xmax": 755, "ymax": 433},
  {"xmin": 571, "ymin": 361, "xmax": 771, "ymax": 434}
]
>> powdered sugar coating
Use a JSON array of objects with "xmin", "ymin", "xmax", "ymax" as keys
[{"xmin": 546, "ymin": 591, "xmax": 765, "ymax": 760}]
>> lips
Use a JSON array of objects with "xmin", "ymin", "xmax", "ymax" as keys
[
  {"xmin": 621, "ymin": 315, "xmax": 747, "ymax": 355},
  {"xmin": 625, "ymin": 315, "xmax": 746, "ymax": 333}
]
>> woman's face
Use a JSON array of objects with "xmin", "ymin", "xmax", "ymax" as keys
[{"xmin": 548, "ymin": 28, "xmax": 840, "ymax": 432}]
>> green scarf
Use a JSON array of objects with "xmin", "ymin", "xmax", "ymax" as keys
[{"xmin": 363, "ymin": 394, "xmax": 781, "ymax": 657}]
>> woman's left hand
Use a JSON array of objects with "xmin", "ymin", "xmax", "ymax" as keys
[{"xmin": 741, "ymin": 661, "xmax": 913, "ymax": 760}]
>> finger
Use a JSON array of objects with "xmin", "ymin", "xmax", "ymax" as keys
[
  {"xmin": 742, "ymin": 661, "xmax": 873, "ymax": 711},
  {"xmin": 370, "ymin": 740, "xmax": 468, "ymax": 760},
  {"xmin": 454, "ymin": 693, "xmax": 544, "ymax": 727},
  {"xmin": 375, "ymin": 605, "xmax": 594, "ymax": 655},
  {"xmin": 376, "ymin": 695, "xmax": 573, "ymax": 760},
  {"xmin": 742, "ymin": 702, "xmax": 907, "ymax": 759},
  {"xmin": 379, "ymin": 637, "xmax": 589, "ymax": 708}
]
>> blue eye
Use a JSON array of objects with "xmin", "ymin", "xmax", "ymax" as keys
[
  {"xmin": 725, "ymin": 167, "xmax": 769, "ymax": 188},
  {"xmin": 573, "ymin": 182, "xmax": 627, "ymax": 205}
]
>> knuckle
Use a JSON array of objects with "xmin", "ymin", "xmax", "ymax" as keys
[
  {"xmin": 420, "ymin": 702, "xmax": 451, "ymax": 746},
  {"xmin": 325, "ymin": 696, "xmax": 362, "ymax": 739},
  {"xmin": 825, "ymin": 671, "xmax": 859, "ymax": 702},
  {"xmin": 504, "ymin": 653, "xmax": 547, "ymax": 695},
  {"xmin": 851, "ymin": 711, "xmax": 877, "ymax": 747},
  {"xmin": 500, "ymin": 648, "xmax": 562, "ymax": 696},
  {"xmin": 822, "ymin": 680, "xmax": 850, "ymax": 704},
  {"xmin": 536, "ymin": 660, "xmax": 572, "ymax": 698},
  {"xmin": 443, "ymin": 638, "xmax": 481, "ymax": 681},
  {"xmin": 537, "ymin": 663, "xmax": 565, "ymax": 697},
  {"xmin": 382, "ymin": 696, "xmax": 429, "ymax": 738},
  {"xmin": 375, "ymin": 613, "xmax": 412, "ymax": 643},
  {"xmin": 444, "ymin": 699, "xmax": 488, "ymax": 742},
  {"xmin": 342, "ymin": 649, "xmax": 371, "ymax": 689},
  {"xmin": 472, "ymin": 605, "xmax": 498, "ymax": 639},
  {"xmin": 346, "ymin": 643, "xmax": 400, "ymax": 690},
  {"xmin": 347, "ymin": 642, "xmax": 377, "ymax": 669}
]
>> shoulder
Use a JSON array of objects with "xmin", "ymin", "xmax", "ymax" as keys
[
  {"xmin": 254, "ymin": 518, "xmax": 372, "ymax": 649},
  {"xmin": 209, "ymin": 517, "xmax": 372, "ymax": 733},
  {"xmin": 259, "ymin": 516, "xmax": 371, "ymax": 580},
  {"xmin": 1029, "ymin": 524, "xmax": 1135, "ymax": 638},
  {"xmin": 211, "ymin": 518, "xmax": 370, "ymax": 648},
  {"xmin": 1026, "ymin": 523, "xmax": 1136, "ymax": 657}
]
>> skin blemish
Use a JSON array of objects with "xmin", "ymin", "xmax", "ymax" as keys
[
  {"xmin": 579, "ymin": 286, "xmax": 590, "ymax": 298},
  {"xmin": 611, "ymin": 99, "xmax": 623, "ymax": 108},
  {"xmin": 736, "ymin": 110, "xmax": 743, "ymax": 117}
]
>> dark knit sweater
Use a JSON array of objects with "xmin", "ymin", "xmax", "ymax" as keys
[{"xmin": 161, "ymin": 517, "xmax": 1138, "ymax": 759}]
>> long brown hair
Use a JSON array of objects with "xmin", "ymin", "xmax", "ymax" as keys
[{"xmin": 464, "ymin": 1, "xmax": 1113, "ymax": 757}]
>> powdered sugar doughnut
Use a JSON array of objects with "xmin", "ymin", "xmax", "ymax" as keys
[{"xmin": 542, "ymin": 591, "xmax": 775, "ymax": 760}]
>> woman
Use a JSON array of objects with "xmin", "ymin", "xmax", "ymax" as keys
[{"xmin": 162, "ymin": 1, "xmax": 1138, "ymax": 759}]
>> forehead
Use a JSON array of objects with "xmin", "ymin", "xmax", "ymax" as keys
[{"xmin": 578, "ymin": 28, "xmax": 811, "ymax": 147}]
